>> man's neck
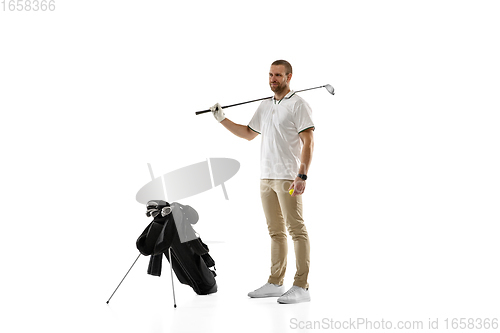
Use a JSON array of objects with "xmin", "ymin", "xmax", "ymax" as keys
[{"xmin": 274, "ymin": 88, "xmax": 291, "ymax": 101}]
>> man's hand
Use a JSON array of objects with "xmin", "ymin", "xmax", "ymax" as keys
[
  {"xmin": 210, "ymin": 103, "xmax": 226, "ymax": 122},
  {"xmin": 289, "ymin": 178, "xmax": 306, "ymax": 196}
]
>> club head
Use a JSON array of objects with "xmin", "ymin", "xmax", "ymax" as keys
[
  {"xmin": 161, "ymin": 206, "xmax": 172, "ymax": 217},
  {"xmin": 324, "ymin": 84, "xmax": 335, "ymax": 95}
]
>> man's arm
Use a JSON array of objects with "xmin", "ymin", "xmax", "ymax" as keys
[
  {"xmin": 298, "ymin": 128, "xmax": 314, "ymax": 175},
  {"xmin": 220, "ymin": 118, "xmax": 259, "ymax": 141},
  {"xmin": 211, "ymin": 103, "xmax": 259, "ymax": 141},
  {"xmin": 290, "ymin": 128, "xmax": 314, "ymax": 196}
]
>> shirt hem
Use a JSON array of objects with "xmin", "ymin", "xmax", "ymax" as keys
[
  {"xmin": 260, "ymin": 177, "xmax": 296, "ymax": 181},
  {"xmin": 248, "ymin": 125, "xmax": 261, "ymax": 134},
  {"xmin": 298, "ymin": 126, "xmax": 315, "ymax": 133}
]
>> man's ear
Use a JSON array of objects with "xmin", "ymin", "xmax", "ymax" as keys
[{"xmin": 287, "ymin": 73, "xmax": 293, "ymax": 83}]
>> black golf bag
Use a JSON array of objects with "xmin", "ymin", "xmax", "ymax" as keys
[{"xmin": 136, "ymin": 200, "xmax": 217, "ymax": 295}]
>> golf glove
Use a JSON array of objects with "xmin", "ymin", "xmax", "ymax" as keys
[{"xmin": 210, "ymin": 103, "xmax": 226, "ymax": 122}]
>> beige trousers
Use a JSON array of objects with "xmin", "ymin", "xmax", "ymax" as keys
[{"xmin": 260, "ymin": 179, "xmax": 310, "ymax": 289}]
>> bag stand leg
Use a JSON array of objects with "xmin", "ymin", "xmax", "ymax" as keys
[
  {"xmin": 169, "ymin": 247, "xmax": 177, "ymax": 308},
  {"xmin": 106, "ymin": 253, "xmax": 141, "ymax": 304},
  {"xmin": 105, "ymin": 251, "xmax": 177, "ymax": 307}
]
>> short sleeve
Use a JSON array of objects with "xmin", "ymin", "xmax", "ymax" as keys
[
  {"xmin": 294, "ymin": 101, "xmax": 315, "ymax": 133},
  {"xmin": 248, "ymin": 103, "xmax": 263, "ymax": 134}
]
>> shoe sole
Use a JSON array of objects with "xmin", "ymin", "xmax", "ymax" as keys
[
  {"xmin": 248, "ymin": 293, "xmax": 283, "ymax": 298},
  {"xmin": 277, "ymin": 297, "xmax": 311, "ymax": 304}
]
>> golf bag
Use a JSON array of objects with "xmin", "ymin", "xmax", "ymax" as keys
[{"xmin": 136, "ymin": 200, "xmax": 217, "ymax": 295}]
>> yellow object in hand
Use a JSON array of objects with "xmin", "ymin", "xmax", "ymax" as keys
[{"xmin": 289, "ymin": 189, "xmax": 294, "ymax": 195}]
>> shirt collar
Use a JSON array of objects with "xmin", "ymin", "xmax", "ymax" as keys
[{"xmin": 272, "ymin": 90, "xmax": 296, "ymax": 104}]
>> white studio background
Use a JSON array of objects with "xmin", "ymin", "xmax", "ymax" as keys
[{"xmin": 1, "ymin": 1, "xmax": 499, "ymax": 332}]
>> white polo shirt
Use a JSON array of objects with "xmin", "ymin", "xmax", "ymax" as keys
[{"xmin": 248, "ymin": 90, "xmax": 315, "ymax": 180}]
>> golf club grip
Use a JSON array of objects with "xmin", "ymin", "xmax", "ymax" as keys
[{"xmin": 195, "ymin": 109, "xmax": 212, "ymax": 115}]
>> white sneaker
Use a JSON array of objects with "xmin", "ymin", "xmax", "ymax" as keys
[
  {"xmin": 248, "ymin": 283, "xmax": 285, "ymax": 298},
  {"xmin": 277, "ymin": 286, "xmax": 311, "ymax": 304}
]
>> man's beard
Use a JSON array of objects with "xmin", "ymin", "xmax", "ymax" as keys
[{"xmin": 270, "ymin": 81, "xmax": 287, "ymax": 94}]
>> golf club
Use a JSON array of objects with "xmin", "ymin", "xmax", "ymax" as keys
[{"xmin": 195, "ymin": 84, "xmax": 334, "ymax": 115}]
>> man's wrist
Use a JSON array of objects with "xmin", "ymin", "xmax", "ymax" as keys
[{"xmin": 297, "ymin": 174, "xmax": 307, "ymax": 180}]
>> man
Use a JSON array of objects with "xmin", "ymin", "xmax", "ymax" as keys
[{"xmin": 210, "ymin": 60, "xmax": 314, "ymax": 304}]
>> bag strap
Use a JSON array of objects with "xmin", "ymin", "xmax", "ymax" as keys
[
  {"xmin": 136, "ymin": 214, "xmax": 173, "ymax": 256},
  {"xmin": 152, "ymin": 214, "xmax": 177, "ymax": 255},
  {"xmin": 136, "ymin": 221, "xmax": 163, "ymax": 255}
]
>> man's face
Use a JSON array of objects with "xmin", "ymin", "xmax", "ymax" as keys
[{"xmin": 269, "ymin": 65, "xmax": 291, "ymax": 94}]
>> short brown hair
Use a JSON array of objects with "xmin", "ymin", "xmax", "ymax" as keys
[{"xmin": 271, "ymin": 60, "xmax": 293, "ymax": 75}]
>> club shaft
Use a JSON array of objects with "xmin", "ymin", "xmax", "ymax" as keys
[
  {"xmin": 195, "ymin": 96, "xmax": 271, "ymax": 115},
  {"xmin": 195, "ymin": 85, "xmax": 326, "ymax": 115}
]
